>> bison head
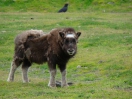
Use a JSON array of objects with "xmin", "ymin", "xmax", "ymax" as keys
[{"xmin": 59, "ymin": 30, "xmax": 81, "ymax": 56}]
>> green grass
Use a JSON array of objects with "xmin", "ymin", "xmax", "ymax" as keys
[
  {"xmin": 0, "ymin": 0, "xmax": 131, "ymax": 12},
  {"xmin": 0, "ymin": 12, "xmax": 132, "ymax": 99}
]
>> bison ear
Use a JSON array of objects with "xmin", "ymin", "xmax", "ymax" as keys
[
  {"xmin": 59, "ymin": 32, "xmax": 65, "ymax": 38},
  {"xmin": 76, "ymin": 32, "xmax": 81, "ymax": 39}
]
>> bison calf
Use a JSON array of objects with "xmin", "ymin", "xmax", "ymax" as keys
[{"xmin": 7, "ymin": 28, "xmax": 81, "ymax": 87}]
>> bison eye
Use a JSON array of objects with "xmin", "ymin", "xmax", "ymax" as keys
[
  {"xmin": 65, "ymin": 39, "xmax": 69, "ymax": 44},
  {"xmin": 72, "ymin": 39, "xmax": 76, "ymax": 43}
]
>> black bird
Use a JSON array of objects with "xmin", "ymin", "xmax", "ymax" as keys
[{"xmin": 58, "ymin": 3, "xmax": 68, "ymax": 13}]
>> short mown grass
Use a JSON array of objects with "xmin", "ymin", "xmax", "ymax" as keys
[{"xmin": 0, "ymin": 12, "xmax": 132, "ymax": 99}]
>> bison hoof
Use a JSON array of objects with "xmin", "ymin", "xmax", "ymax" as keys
[
  {"xmin": 48, "ymin": 84, "xmax": 56, "ymax": 88},
  {"xmin": 7, "ymin": 78, "xmax": 14, "ymax": 82}
]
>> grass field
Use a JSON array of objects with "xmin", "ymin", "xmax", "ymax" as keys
[
  {"xmin": 0, "ymin": 0, "xmax": 132, "ymax": 12},
  {"xmin": 0, "ymin": 11, "xmax": 132, "ymax": 99}
]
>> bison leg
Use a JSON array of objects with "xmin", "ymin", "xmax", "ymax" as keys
[
  {"xmin": 22, "ymin": 59, "xmax": 31, "ymax": 83},
  {"xmin": 7, "ymin": 58, "xmax": 22, "ymax": 82},
  {"xmin": 61, "ymin": 69, "xmax": 68, "ymax": 87},
  {"xmin": 48, "ymin": 60, "xmax": 57, "ymax": 87},
  {"xmin": 59, "ymin": 64, "xmax": 68, "ymax": 87},
  {"xmin": 22, "ymin": 66, "xmax": 29, "ymax": 83},
  {"xmin": 48, "ymin": 69, "xmax": 57, "ymax": 87}
]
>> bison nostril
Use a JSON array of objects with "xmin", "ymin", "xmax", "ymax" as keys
[{"xmin": 68, "ymin": 49, "xmax": 74, "ymax": 52}]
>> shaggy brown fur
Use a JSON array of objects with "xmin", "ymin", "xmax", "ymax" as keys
[
  {"xmin": 7, "ymin": 28, "xmax": 81, "ymax": 87},
  {"xmin": 14, "ymin": 30, "xmax": 44, "ymax": 65}
]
